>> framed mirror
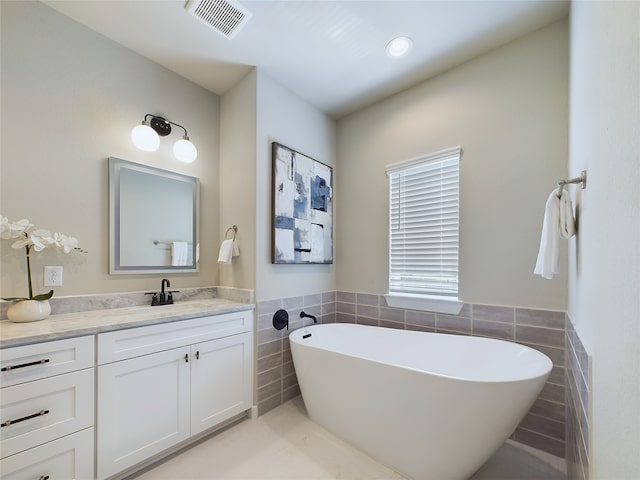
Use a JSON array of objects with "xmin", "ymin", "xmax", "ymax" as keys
[{"xmin": 109, "ymin": 157, "xmax": 199, "ymax": 274}]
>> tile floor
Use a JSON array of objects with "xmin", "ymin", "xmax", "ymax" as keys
[{"xmin": 131, "ymin": 397, "xmax": 566, "ymax": 480}]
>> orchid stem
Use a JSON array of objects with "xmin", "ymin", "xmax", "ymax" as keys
[{"xmin": 25, "ymin": 244, "xmax": 33, "ymax": 300}]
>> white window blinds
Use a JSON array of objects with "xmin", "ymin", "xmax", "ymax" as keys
[{"xmin": 387, "ymin": 147, "xmax": 461, "ymax": 298}]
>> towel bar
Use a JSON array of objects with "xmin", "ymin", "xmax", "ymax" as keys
[{"xmin": 152, "ymin": 240, "xmax": 192, "ymax": 250}]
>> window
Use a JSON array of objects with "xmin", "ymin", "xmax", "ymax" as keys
[{"xmin": 385, "ymin": 146, "xmax": 462, "ymax": 313}]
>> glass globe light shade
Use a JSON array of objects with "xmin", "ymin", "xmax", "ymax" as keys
[
  {"xmin": 131, "ymin": 124, "xmax": 160, "ymax": 151},
  {"xmin": 173, "ymin": 138, "xmax": 197, "ymax": 163}
]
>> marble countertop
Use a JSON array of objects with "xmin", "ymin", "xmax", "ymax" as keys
[{"xmin": 0, "ymin": 298, "xmax": 254, "ymax": 348}]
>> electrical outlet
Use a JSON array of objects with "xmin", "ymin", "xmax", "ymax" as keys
[{"xmin": 44, "ymin": 266, "xmax": 63, "ymax": 286}]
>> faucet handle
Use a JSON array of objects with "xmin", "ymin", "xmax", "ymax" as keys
[
  {"xmin": 144, "ymin": 292, "xmax": 159, "ymax": 306},
  {"xmin": 167, "ymin": 290, "xmax": 180, "ymax": 305}
]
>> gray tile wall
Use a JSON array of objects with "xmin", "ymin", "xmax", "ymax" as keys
[
  {"xmin": 566, "ymin": 315, "xmax": 591, "ymax": 480},
  {"xmin": 256, "ymin": 291, "xmax": 567, "ymax": 460},
  {"xmin": 256, "ymin": 292, "xmax": 336, "ymax": 415}
]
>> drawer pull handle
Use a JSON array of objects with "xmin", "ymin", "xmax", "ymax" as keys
[
  {"xmin": 1, "ymin": 409, "xmax": 50, "ymax": 427},
  {"xmin": 184, "ymin": 353, "xmax": 189, "ymax": 363},
  {"xmin": 1, "ymin": 358, "xmax": 50, "ymax": 372},
  {"xmin": 39, "ymin": 476, "xmax": 50, "ymax": 480},
  {"xmin": 195, "ymin": 351, "xmax": 200, "ymax": 360}
]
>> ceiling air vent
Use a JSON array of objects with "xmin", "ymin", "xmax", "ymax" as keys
[{"xmin": 185, "ymin": 0, "xmax": 252, "ymax": 40}]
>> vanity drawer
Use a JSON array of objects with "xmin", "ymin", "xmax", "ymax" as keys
[
  {"xmin": 0, "ymin": 335, "xmax": 94, "ymax": 388},
  {"xmin": 0, "ymin": 368, "xmax": 94, "ymax": 458},
  {"xmin": 98, "ymin": 310, "xmax": 252, "ymax": 364},
  {"xmin": 0, "ymin": 427, "xmax": 94, "ymax": 480}
]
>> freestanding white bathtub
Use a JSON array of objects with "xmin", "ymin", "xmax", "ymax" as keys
[{"xmin": 290, "ymin": 323, "xmax": 552, "ymax": 480}]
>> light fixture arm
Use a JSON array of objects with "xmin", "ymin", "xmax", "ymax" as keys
[{"xmin": 167, "ymin": 120, "xmax": 189, "ymax": 140}]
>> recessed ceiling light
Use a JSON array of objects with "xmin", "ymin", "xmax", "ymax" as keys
[{"xmin": 386, "ymin": 36, "xmax": 412, "ymax": 58}]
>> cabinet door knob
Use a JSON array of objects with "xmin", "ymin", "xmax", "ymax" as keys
[
  {"xmin": 184, "ymin": 354, "xmax": 189, "ymax": 363},
  {"xmin": 39, "ymin": 475, "xmax": 50, "ymax": 480}
]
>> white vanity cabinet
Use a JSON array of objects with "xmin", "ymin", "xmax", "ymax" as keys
[
  {"xmin": 96, "ymin": 309, "xmax": 253, "ymax": 480},
  {"xmin": 0, "ymin": 336, "xmax": 95, "ymax": 479}
]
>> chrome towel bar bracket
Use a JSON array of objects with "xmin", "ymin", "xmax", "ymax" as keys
[{"xmin": 557, "ymin": 170, "xmax": 587, "ymax": 197}]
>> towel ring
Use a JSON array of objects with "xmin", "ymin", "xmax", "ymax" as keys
[{"xmin": 225, "ymin": 225, "xmax": 238, "ymax": 240}]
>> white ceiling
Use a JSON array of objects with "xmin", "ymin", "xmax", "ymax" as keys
[{"xmin": 44, "ymin": 0, "xmax": 569, "ymax": 119}]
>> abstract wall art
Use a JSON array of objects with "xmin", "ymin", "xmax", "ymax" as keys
[{"xmin": 272, "ymin": 142, "xmax": 333, "ymax": 264}]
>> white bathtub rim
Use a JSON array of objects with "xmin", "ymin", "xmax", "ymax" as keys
[{"xmin": 289, "ymin": 323, "xmax": 553, "ymax": 384}]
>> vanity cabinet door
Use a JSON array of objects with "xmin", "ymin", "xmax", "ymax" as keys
[
  {"xmin": 97, "ymin": 346, "xmax": 190, "ymax": 480},
  {"xmin": 190, "ymin": 331, "xmax": 253, "ymax": 435}
]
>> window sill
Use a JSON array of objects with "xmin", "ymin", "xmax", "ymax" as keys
[{"xmin": 384, "ymin": 294, "xmax": 463, "ymax": 315}]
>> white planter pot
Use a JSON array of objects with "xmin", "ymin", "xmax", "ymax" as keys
[{"xmin": 7, "ymin": 300, "xmax": 51, "ymax": 323}]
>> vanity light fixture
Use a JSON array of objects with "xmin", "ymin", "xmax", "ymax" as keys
[
  {"xmin": 386, "ymin": 36, "xmax": 413, "ymax": 58},
  {"xmin": 131, "ymin": 114, "xmax": 198, "ymax": 163}
]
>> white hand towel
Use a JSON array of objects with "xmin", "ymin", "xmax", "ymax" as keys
[
  {"xmin": 171, "ymin": 241, "xmax": 189, "ymax": 266},
  {"xmin": 534, "ymin": 192, "xmax": 560, "ymax": 279},
  {"xmin": 534, "ymin": 189, "xmax": 576, "ymax": 279},
  {"xmin": 232, "ymin": 240, "xmax": 240, "ymax": 257},
  {"xmin": 559, "ymin": 189, "xmax": 576, "ymax": 239},
  {"xmin": 218, "ymin": 239, "xmax": 234, "ymax": 264}
]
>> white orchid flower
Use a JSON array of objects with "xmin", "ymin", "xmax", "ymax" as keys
[
  {"xmin": 2, "ymin": 216, "xmax": 86, "ymax": 302},
  {"xmin": 54, "ymin": 232, "xmax": 79, "ymax": 253},
  {"xmin": 11, "ymin": 236, "xmax": 32, "ymax": 249},
  {"xmin": 30, "ymin": 229, "xmax": 55, "ymax": 252},
  {"xmin": 1, "ymin": 217, "xmax": 33, "ymax": 239}
]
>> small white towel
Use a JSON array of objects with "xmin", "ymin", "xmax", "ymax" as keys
[
  {"xmin": 534, "ymin": 189, "xmax": 576, "ymax": 279},
  {"xmin": 171, "ymin": 241, "xmax": 189, "ymax": 266},
  {"xmin": 558, "ymin": 189, "xmax": 576, "ymax": 239},
  {"xmin": 218, "ymin": 239, "xmax": 234, "ymax": 264}
]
